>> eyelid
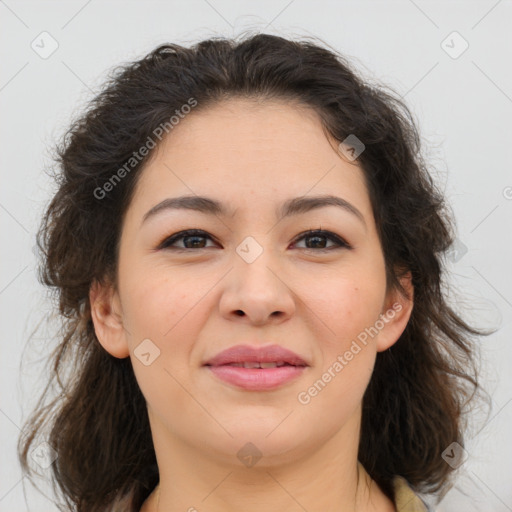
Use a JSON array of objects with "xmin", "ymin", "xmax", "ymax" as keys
[{"xmin": 157, "ymin": 228, "xmax": 352, "ymax": 251}]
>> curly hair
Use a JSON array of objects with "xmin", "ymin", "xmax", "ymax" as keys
[{"xmin": 18, "ymin": 32, "xmax": 490, "ymax": 512}]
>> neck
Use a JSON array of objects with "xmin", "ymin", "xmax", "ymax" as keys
[{"xmin": 140, "ymin": 414, "xmax": 395, "ymax": 512}]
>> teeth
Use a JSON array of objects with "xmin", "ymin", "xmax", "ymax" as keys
[
  {"xmin": 227, "ymin": 361, "xmax": 289, "ymax": 368},
  {"xmin": 243, "ymin": 361, "xmax": 262, "ymax": 369},
  {"xmin": 259, "ymin": 362, "xmax": 278, "ymax": 368}
]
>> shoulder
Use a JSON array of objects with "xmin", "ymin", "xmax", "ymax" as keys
[{"xmin": 391, "ymin": 475, "xmax": 432, "ymax": 512}]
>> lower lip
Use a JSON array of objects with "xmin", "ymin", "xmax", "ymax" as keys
[{"xmin": 205, "ymin": 365, "xmax": 307, "ymax": 390}]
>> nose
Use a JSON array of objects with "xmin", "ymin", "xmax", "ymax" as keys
[{"xmin": 218, "ymin": 241, "xmax": 296, "ymax": 326}]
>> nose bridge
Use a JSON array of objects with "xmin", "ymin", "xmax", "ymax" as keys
[{"xmin": 234, "ymin": 234, "xmax": 282, "ymax": 291}]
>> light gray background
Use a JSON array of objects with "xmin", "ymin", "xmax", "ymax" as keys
[{"xmin": 1, "ymin": 1, "xmax": 511, "ymax": 511}]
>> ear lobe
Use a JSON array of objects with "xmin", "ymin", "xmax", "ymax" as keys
[
  {"xmin": 376, "ymin": 271, "xmax": 414, "ymax": 353},
  {"xmin": 89, "ymin": 279, "xmax": 130, "ymax": 359}
]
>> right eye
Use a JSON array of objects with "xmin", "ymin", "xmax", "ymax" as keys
[{"xmin": 158, "ymin": 229, "xmax": 217, "ymax": 250}]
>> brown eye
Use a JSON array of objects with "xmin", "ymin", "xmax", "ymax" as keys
[
  {"xmin": 159, "ymin": 230, "xmax": 216, "ymax": 250},
  {"xmin": 292, "ymin": 230, "xmax": 351, "ymax": 251}
]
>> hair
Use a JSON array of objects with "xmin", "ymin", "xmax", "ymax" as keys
[{"xmin": 18, "ymin": 32, "xmax": 491, "ymax": 512}]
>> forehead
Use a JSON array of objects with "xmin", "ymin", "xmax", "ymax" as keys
[
  {"xmin": 159, "ymin": 97, "xmax": 332, "ymax": 156},
  {"xmin": 127, "ymin": 98, "xmax": 372, "ymax": 222}
]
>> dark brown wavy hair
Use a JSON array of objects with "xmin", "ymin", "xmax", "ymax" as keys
[{"xmin": 18, "ymin": 32, "xmax": 491, "ymax": 512}]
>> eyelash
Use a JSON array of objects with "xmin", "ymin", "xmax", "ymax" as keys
[{"xmin": 157, "ymin": 229, "xmax": 351, "ymax": 252}]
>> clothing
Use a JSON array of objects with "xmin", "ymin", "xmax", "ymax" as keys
[
  {"xmin": 137, "ymin": 465, "xmax": 432, "ymax": 511},
  {"xmin": 356, "ymin": 461, "xmax": 432, "ymax": 511},
  {"xmin": 392, "ymin": 475, "xmax": 431, "ymax": 511}
]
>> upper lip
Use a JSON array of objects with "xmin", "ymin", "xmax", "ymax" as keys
[{"xmin": 203, "ymin": 344, "xmax": 309, "ymax": 367}]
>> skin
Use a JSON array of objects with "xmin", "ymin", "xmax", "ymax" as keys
[{"xmin": 90, "ymin": 98, "xmax": 413, "ymax": 512}]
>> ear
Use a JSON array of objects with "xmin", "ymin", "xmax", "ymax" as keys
[
  {"xmin": 89, "ymin": 279, "xmax": 130, "ymax": 359},
  {"xmin": 376, "ymin": 271, "xmax": 414, "ymax": 353}
]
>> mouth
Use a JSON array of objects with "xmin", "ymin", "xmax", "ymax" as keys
[
  {"xmin": 203, "ymin": 344, "xmax": 309, "ymax": 390},
  {"xmin": 203, "ymin": 343, "xmax": 309, "ymax": 368},
  {"xmin": 207, "ymin": 361, "xmax": 304, "ymax": 369}
]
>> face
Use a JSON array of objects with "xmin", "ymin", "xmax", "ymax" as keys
[{"xmin": 91, "ymin": 98, "xmax": 412, "ymax": 468}]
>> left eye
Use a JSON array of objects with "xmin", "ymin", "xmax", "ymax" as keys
[
  {"xmin": 292, "ymin": 230, "xmax": 350, "ymax": 251},
  {"xmin": 158, "ymin": 229, "xmax": 350, "ymax": 251}
]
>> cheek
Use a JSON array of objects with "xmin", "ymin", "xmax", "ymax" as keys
[
  {"xmin": 297, "ymin": 265, "xmax": 386, "ymax": 347},
  {"xmin": 121, "ymin": 264, "xmax": 203, "ymax": 341},
  {"xmin": 122, "ymin": 270, "xmax": 205, "ymax": 416},
  {"xmin": 119, "ymin": 265, "xmax": 194, "ymax": 365},
  {"xmin": 297, "ymin": 265, "xmax": 386, "ymax": 408},
  {"xmin": 295, "ymin": 278, "xmax": 383, "ymax": 426}
]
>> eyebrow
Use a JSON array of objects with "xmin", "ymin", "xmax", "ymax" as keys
[{"xmin": 141, "ymin": 194, "xmax": 367, "ymax": 229}]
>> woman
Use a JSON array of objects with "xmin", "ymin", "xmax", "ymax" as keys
[{"xmin": 18, "ymin": 33, "xmax": 488, "ymax": 512}]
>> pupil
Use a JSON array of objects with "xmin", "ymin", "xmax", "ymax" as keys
[
  {"xmin": 307, "ymin": 235, "xmax": 326, "ymax": 249},
  {"xmin": 185, "ymin": 236, "xmax": 205, "ymax": 248}
]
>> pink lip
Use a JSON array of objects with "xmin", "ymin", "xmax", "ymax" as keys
[{"xmin": 203, "ymin": 344, "xmax": 309, "ymax": 391}]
